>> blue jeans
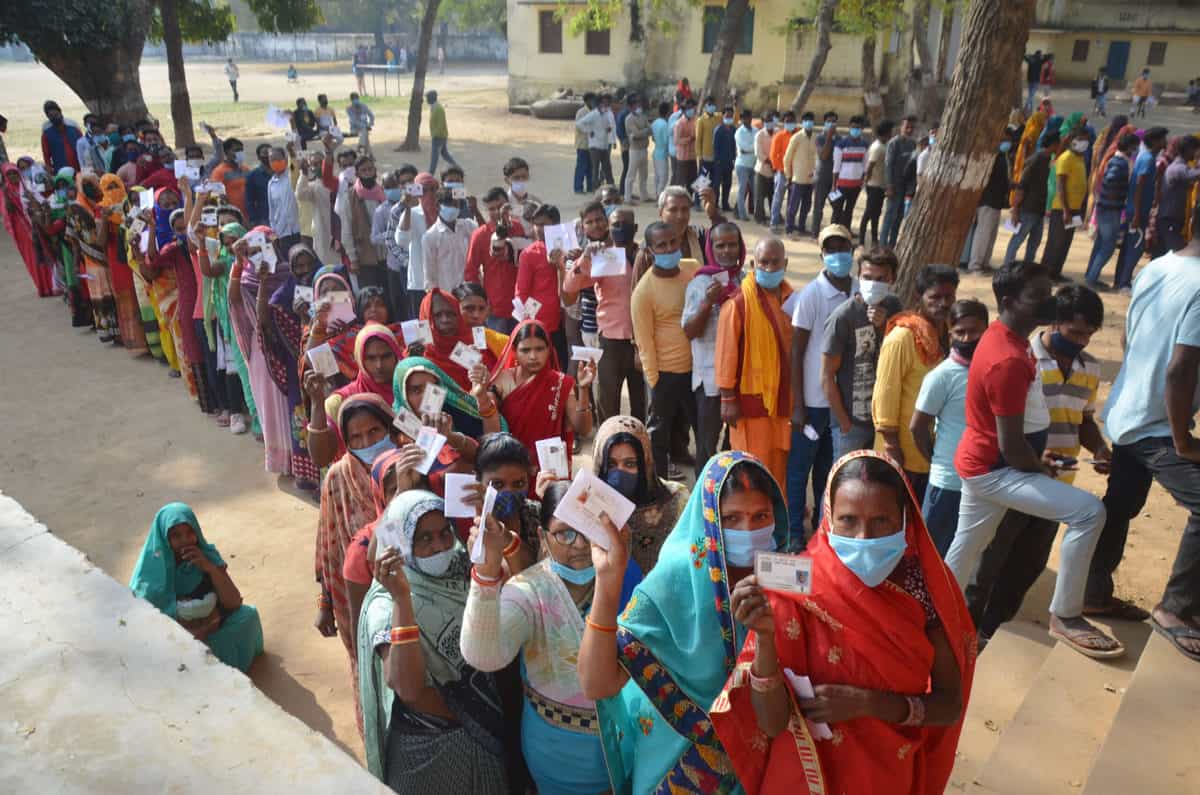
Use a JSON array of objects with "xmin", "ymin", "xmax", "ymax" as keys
[
  {"xmin": 1084, "ymin": 208, "xmax": 1124, "ymax": 284},
  {"xmin": 1114, "ymin": 227, "xmax": 1145, "ymax": 289},
  {"xmin": 770, "ymin": 172, "xmax": 787, "ymax": 227},
  {"xmin": 574, "ymin": 148, "xmax": 593, "ymax": 193},
  {"xmin": 922, "ymin": 485, "xmax": 962, "ymax": 558},
  {"xmin": 1095, "ymin": 93, "xmax": 1107, "ymax": 116},
  {"xmin": 429, "ymin": 137, "xmax": 459, "ymax": 174},
  {"xmin": 882, "ymin": 194, "xmax": 903, "ymax": 247},
  {"xmin": 1025, "ymin": 82, "xmax": 1040, "ymax": 112},
  {"xmin": 786, "ymin": 407, "xmax": 833, "ymax": 549},
  {"xmin": 735, "ymin": 165, "xmax": 755, "ymax": 220},
  {"xmin": 832, "ymin": 422, "xmax": 874, "ymax": 460},
  {"xmin": 1002, "ymin": 211, "xmax": 1045, "ymax": 265}
]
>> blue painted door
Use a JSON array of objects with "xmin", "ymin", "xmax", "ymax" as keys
[{"xmin": 1106, "ymin": 41, "xmax": 1130, "ymax": 82}]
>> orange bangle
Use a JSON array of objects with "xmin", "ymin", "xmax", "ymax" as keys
[
  {"xmin": 389, "ymin": 626, "xmax": 420, "ymax": 645},
  {"xmin": 502, "ymin": 534, "xmax": 521, "ymax": 558},
  {"xmin": 586, "ymin": 617, "xmax": 618, "ymax": 633},
  {"xmin": 471, "ymin": 566, "xmax": 501, "ymax": 587},
  {"xmin": 317, "ymin": 594, "xmax": 332, "ymax": 609}
]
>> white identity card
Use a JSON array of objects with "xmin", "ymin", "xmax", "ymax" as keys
[
  {"xmin": 405, "ymin": 183, "xmax": 424, "ymax": 197},
  {"xmin": 414, "ymin": 426, "xmax": 447, "ymax": 475},
  {"xmin": 522, "ymin": 296, "xmax": 542, "ymax": 321},
  {"xmin": 543, "ymin": 223, "xmax": 579, "ymax": 254},
  {"xmin": 451, "ymin": 187, "xmax": 468, "ymax": 200},
  {"xmin": 535, "ymin": 437, "xmax": 570, "ymax": 480},
  {"xmin": 204, "ymin": 236, "xmax": 220, "ymax": 260},
  {"xmin": 713, "ymin": 270, "xmax": 730, "ymax": 286},
  {"xmin": 173, "ymin": 161, "xmax": 201, "ymax": 181},
  {"xmin": 259, "ymin": 243, "xmax": 279, "ymax": 273},
  {"xmin": 755, "ymin": 551, "xmax": 813, "ymax": 595},
  {"xmin": 472, "ymin": 325, "xmax": 487, "ymax": 350},
  {"xmin": 470, "ymin": 484, "xmax": 500, "ymax": 564},
  {"xmin": 400, "ymin": 319, "xmax": 433, "ymax": 346},
  {"xmin": 419, "ymin": 383, "xmax": 447, "ymax": 417},
  {"xmin": 552, "ymin": 469, "xmax": 636, "ymax": 551},
  {"xmin": 450, "ymin": 341, "xmax": 482, "ymax": 369},
  {"xmin": 443, "ymin": 473, "xmax": 476, "ymax": 519},
  {"xmin": 305, "ymin": 343, "xmax": 339, "ymax": 378},
  {"xmin": 128, "ymin": 216, "xmax": 147, "ymax": 238},
  {"xmin": 393, "ymin": 406, "xmax": 424, "ymax": 440},
  {"xmin": 590, "ymin": 246, "xmax": 627, "ymax": 278},
  {"xmin": 138, "ymin": 229, "xmax": 150, "ymax": 254},
  {"xmin": 326, "ymin": 291, "xmax": 357, "ymax": 325},
  {"xmin": 1003, "ymin": 219, "xmax": 1021, "ymax": 234},
  {"xmin": 570, "ymin": 345, "xmax": 603, "ymax": 364},
  {"xmin": 138, "ymin": 189, "xmax": 155, "ymax": 212},
  {"xmin": 293, "ymin": 285, "xmax": 314, "ymax": 306},
  {"xmin": 1069, "ymin": 215, "xmax": 1084, "ymax": 229},
  {"xmin": 783, "ymin": 669, "xmax": 833, "ymax": 741},
  {"xmin": 827, "ymin": 189, "xmax": 844, "ymax": 202},
  {"xmin": 691, "ymin": 174, "xmax": 711, "ymax": 193},
  {"xmin": 201, "ymin": 207, "xmax": 218, "ymax": 227}
]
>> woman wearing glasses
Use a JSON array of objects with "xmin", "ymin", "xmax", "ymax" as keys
[{"xmin": 460, "ymin": 480, "xmax": 643, "ymax": 795}]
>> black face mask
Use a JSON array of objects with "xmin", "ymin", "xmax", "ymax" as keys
[
  {"xmin": 82, "ymin": 183, "xmax": 101, "ymax": 200},
  {"xmin": 360, "ymin": 176, "xmax": 376, "ymax": 188},
  {"xmin": 951, "ymin": 339, "xmax": 979, "ymax": 360},
  {"xmin": 611, "ymin": 225, "xmax": 633, "ymax": 245},
  {"xmin": 1034, "ymin": 295, "xmax": 1058, "ymax": 325}
]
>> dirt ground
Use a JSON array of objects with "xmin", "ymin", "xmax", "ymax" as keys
[{"xmin": 0, "ymin": 60, "xmax": 1187, "ymax": 762}]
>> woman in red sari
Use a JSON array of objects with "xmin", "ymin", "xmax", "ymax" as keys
[
  {"xmin": 712, "ymin": 450, "xmax": 975, "ymax": 795},
  {"xmin": 414, "ymin": 287, "xmax": 498, "ymax": 390},
  {"xmin": 483, "ymin": 319, "xmax": 594, "ymax": 476},
  {"xmin": 1, "ymin": 163, "xmax": 54, "ymax": 297}
]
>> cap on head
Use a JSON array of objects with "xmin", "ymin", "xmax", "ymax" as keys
[{"xmin": 818, "ymin": 224, "xmax": 852, "ymax": 248}]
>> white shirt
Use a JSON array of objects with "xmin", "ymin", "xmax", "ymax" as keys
[
  {"xmin": 791, "ymin": 271, "xmax": 856, "ymax": 408},
  {"xmin": 916, "ymin": 148, "xmax": 931, "ymax": 179},
  {"xmin": 576, "ymin": 109, "xmax": 613, "ymax": 150},
  {"xmin": 755, "ymin": 128, "xmax": 775, "ymax": 178},
  {"xmin": 225, "ymin": 62, "xmax": 239, "ymax": 81},
  {"xmin": 295, "ymin": 175, "xmax": 337, "ymax": 265},
  {"xmin": 267, "ymin": 168, "xmax": 300, "ymax": 238},
  {"xmin": 395, "ymin": 205, "xmax": 428, "ymax": 291},
  {"xmin": 422, "ymin": 215, "xmax": 478, "ymax": 292},
  {"xmin": 372, "ymin": 199, "xmax": 406, "ymax": 272}
]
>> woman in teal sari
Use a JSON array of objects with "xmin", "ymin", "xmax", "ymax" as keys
[
  {"xmin": 392, "ymin": 355, "xmax": 506, "ymax": 439},
  {"xmin": 578, "ymin": 451, "xmax": 789, "ymax": 794},
  {"xmin": 129, "ymin": 503, "xmax": 264, "ymax": 673}
]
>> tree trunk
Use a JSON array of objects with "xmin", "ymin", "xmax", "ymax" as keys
[
  {"xmin": 38, "ymin": 25, "xmax": 151, "ymax": 126},
  {"xmin": 401, "ymin": 0, "xmax": 442, "ymax": 151},
  {"xmin": 788, "ymin": 0, "xmax": 838, "ymax": 115},
  {"xmin": 374, "ymin": 7, "xmax": 387, "ymax": 61},
  {"xmin": 628, "ymin": 0, "xmax": 643, "ymax": 43},
  {"xmin": 935, "ymin": 4, "xmax": 954, "ymax": 84},
  {"xmin": 701, "ymin": 0, "xmax": 751, "ymax": 105},
  {"xmin": 893, "ymin": 0, "xmax": 1036, "ymax": 305},
  {"xmin": 160, "ymin": 0, "xmax": 196, "ymax": 147},
  {"xmin": 906, "ymin": 0, "xmax": 938, "ymax": 122},
  {"xmin": 861, "ymin": 35, "xmax": 884, "ymax": 126}
]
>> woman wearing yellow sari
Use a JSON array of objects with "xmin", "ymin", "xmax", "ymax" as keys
[{"xmin": 1010, "ymin": 110, "xmax": 1047, "ymax": 207}]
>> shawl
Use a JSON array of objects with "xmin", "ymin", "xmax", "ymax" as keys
[
  {"xmin": 417, "ymin": 288, "xmax": 495, "ymax": 390},
  {"xmin": 334, "ymin": 322, "xmax": 402, "ymax": 404},
  {"xmin": 354, "ymin": 177, "xmax": 386, "ymax": 203},
  {"xmin": 591, "ymin": 416, "xmax": 688, "ymax": 573},
  {"xmin": 1059, "ymin": 111, "xmax": 1085, "ymax": 139},
  {"xmin": 129, "ymin": 503, "xmax": 224, "ymax": 619},
  {"xmin": 1, "ymin": 163, "xmax": 29, "ymax": 237},
  {"xmin": 1038, "ymin": 115, "xmax": 1064, "ymax": 150},
  {"xmin": 99, "ymin": 174, "xmax": 127, "ymax": 225},
  {"xmin": 597, "ymin": 451, "xmax": 789, "ymax": 795},
  {"xmin": 416, "ymin": 172, "xmax": 440, "ymax": 222},
  {"xmin": 698, "ymin": 225, "xmax": 746, "ymax": 303},
  {"xmin": 358, "ymin": 580, "xmax": 398, "ymax": 778},
  {"xmin": 392, "ymin": 355, "xmax": 506, "ymax": 440},
  {"xmin": 711, "ymin": 450, "xmax": 976, "ymax": 795},
  {"xmin": 885, "ymin": 311, "xmax": 944, "ymax": 367},
  {"xmin": 734, "ymin": 272, "xmax": 791, "ymax": 416},
  {"xmin": 154, "ymin": 187, "xmax": 182, "ymax": 248}
]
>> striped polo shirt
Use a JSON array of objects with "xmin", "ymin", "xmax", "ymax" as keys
[
  {"xmin": 833, "ymin": 135, "xmax": 868, "ymax": 189},
  {"xmin": 1031, "ymin": 331, "xmax": 1100, "ymax": 485}
]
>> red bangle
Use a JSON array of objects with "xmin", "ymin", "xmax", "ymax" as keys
[
  {"xmin": 502, "ymin": 534, "xmax": 522, "ymax": 558},
  {"xmin": 317, "ymin": 594, "xmax": 331, "ymax": 609},
  {"xmin": 585, "ymin": 617, "xmax": 618, "ymax": 633},
  {"xmin": 749, "ymin": 669, "xmax": 784, "ymax": 693},
  {"xmin": 471, "ymin": 566, "xmax": 501, "ymax": 586},
  {"xmin": 389, "ymin": 625, "xmax": 420, "ymax": 645}
]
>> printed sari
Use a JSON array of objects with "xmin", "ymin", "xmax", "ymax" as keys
[
  {"xmin": 73, "ymin": 176, "xmax": 119, "ymax": 342},
  {"xmin": 99, "ymin": 174, "xmax": 148, "ymax": 354},
  {"xmin": 597, "ymin": 451, "xmax": 789, "ymax": 795},
  {"xmin": 1, "ymin": 163, "xmax": 54, "ymax": 297},
  {"xmin": 710, "ymin": 450, "xmax": 977, "ymax": 794}
]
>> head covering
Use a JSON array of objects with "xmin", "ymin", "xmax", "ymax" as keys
[
  {"xmin": 818, "ymin": 224, "xmax": 852, "ymax": 248},
  {"xmin": 334, "ymin": 322, "xmax": 402, "ymax": 403},
  {"xmin": 698, "ymin": 223, "xmax": 746, "ymax": 303},
  {"xmin": 153, "ymin": 186, "xmax": 182, "ymax": 247},
  {"xmin": 417, "ymin": 288, "xmax": 478, "ymax": 388},
  {"xmin": 286, "ymin": 241, "xmax": 321, "ymax": 284},
  {"xmin": 1, "ymin": 163, "xmax": 28, "ymax": 221},
  {"xmin": 1038, "ymin": 115, "xmax": 1063, "ymax": 149},
  {"xmin": 221, "ymin": 220, "xmax": 247, "ymax": 240},
  {"xmin": 128, "ymin": 503, "xmax": 224, "ymax": 618},
  {"xmin": 335, "ymin": 392, "xmax": 395, "ymax": 443},
  {"xmin": 489, "ymin": 318, "xmax": 562, "ymax": 380},
  {"xmin": 415, "ymin": 171, "xmax": 439, "ymax": 222},
  {"xmin": 1059, "ymin": 111, "xmax": 1085, "ymax": 138},
  {"xmin": 392, "ymin": 355, "xmax": 505, "ymax": 439},
  {"xmin": 592, "ymin": 415, "xmax": 661, "ymax": 505},
  {"xmin": 598, "ymin": 451, "xmax": 788, "ymax": 792},
  {"xmin": 54, "ymin": 166, "xmax": 76, "ymax": 186}
]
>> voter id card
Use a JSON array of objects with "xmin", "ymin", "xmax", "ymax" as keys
[{"xmin": 755, "ymin": 551, "xmax": 812, "ymax": 595}]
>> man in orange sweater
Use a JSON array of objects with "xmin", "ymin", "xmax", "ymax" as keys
[{"xmin": 769, "ymin": 110, "xmax": 797, "ymax": 232}]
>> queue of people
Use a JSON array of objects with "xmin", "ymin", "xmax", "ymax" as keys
[{"xmin": 4, "ymin": 86, "xmax": 1200, "ymax": 795}]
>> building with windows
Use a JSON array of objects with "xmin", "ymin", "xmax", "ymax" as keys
[{"xmin": 1027, "ymin": 0, "xmax": 1199, "ymax": 89}]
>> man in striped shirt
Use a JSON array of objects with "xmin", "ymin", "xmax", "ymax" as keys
[
  {"xmin": 831, "ymin": 115, "xmax": 868, "ymax": 232},
  {"xmin": 966, "ymin": 284, "xmax": 1118, "ymax": 643}
]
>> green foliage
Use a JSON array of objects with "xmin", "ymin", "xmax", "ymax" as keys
[
  {"xmin": 561, "ymin": 0, "xmax": 689, "ymax": 36},
  {"xmin": 783, "ymin": 0, "xmax": 905, "ymax": 35},
  {"xmin": 0, "ymin": 0, "xmax": 150, "ymax": 49},
  {"xmin": 443, "ymin": 0, "xmax": 507, "ymax": 32},
  {"xmin": 320, "ymin": 0, "xmax": 409, "ymax": 33},
  {"xmin": 245, "ymin": 0, "xmax": 324, "ymax": 33},
  {"xmin": 148, "ymin": 0, "xmax": 237, "ymax": 44}
]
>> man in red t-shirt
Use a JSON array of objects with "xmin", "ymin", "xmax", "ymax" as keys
[
  {"xmin": 465, "ymin": 186, "xmax": 530, "ymax": 333},
  {"xmin": 516, "ymin": 203, "xmax": 568, "ymax": 366},
  {"xmin": 946, "ymin": 260, "xmax": 1123, "ymax": 659}
]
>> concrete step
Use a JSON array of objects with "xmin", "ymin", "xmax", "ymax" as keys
[
  {"xmin": 948, "ymin": 620, "xmax": 1054, "ymax": 792},
  {"xmin": 1081, "ymin": 630, "xmax": 1200, "ymax": 795},
  {"xmin": 969, "ymin": 619, "xmax": 1151, "ymax": 794}
]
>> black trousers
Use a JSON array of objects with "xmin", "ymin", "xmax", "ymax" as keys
[
  {"xmin": 754, "ymin": 173, "xmax": 774, "ymax": 224},
  {"xmin": 675, "ymin": 158, "xmax": 697, "ymax": 190},
  {"xmin": 859, "ymin": 186, "xmax": 886, "ymax": 245},
  {"xmin": 966, "ymin": 510, "xmax": 1059, "ymax": 638},
  {"xmin": 713, "ymin": 160, "xmax": 734, "ymax": 209},
  {"xmin": 618, "ymin": 146, "xmax": 630, "ymax": 195},
  {"xmin": 597, "ymin": 336, "xmax": 646, "ymax": 422},
  {"xmin": 694, "ymin": 388, "xmax": 721, "ymax": 470},
  {"xmin": 385, "ymin": 267, "xmax": 410, "ymax": 323},
  {"xmin": 590, "ymin": 148, "xmax": 614, "ymax": 187},
  {"xmin": 831, "ymin": 186, "xmax": 862, "ymax": 230},
  {"xmin": 648, "ymin": 371, "xmax": 697, "ymax": 478},
  {"xmin": 811, "ymin": 176, "xmax": 833, "ymax": 236},
  {"xmin": 1088, "ymin": 438, "xmax": 1200, "ymax": 618},
  {"xmin": 785, "ymin": 183, "xmax": 814, "ymax": 234},
  {"xmin": 1042, "ymin": 211, "xmax": 1078, "ymax": 278}
]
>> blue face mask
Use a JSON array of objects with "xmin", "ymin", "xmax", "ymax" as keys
[
  {"xmin": 653, "ymin": 251, "xmax": 682, "ymax": 270},
  {"xmin": 705, "ymin": 103, "xmax": 717, "ymax": 114},
  {"xmin": 755, "ymin": 268, "xmax": 785, "ymax": 289},
  {"xmin": 385, "ymin": 188, "xmax": 402, "ymax": 202},
  {"xmin": 551, "ymin": 559, "xmax": 596, "ymax": 585},
  {"xmin": 823, "ymin": 251, "xmax": 853, "ymax": 278},
  {"xmin": 350, "ymin": 436, "xmax": 396, "ymax": 466},
  {"xmin": 999, "ymin": 140, "xmax": 1013, "ymax": 153},
  {"xmin": 724, "ymin": 523, "xmax": 777, "ymax": 568},
  {"xmin": 1049, "ymin": 331, "xmax": 1085, "ymax": 359},
  {"xmin": 685, "ymin": 109, "xmax": 696, "ymax": 119},
  {"xmin": 784, "ymin": 122, "xmax": 797, "ymax": 132},
  {"xmin": 605, "ymin": 468, "xmax": 640, "ymax": 500},
  {"xmin": 849, "ymin": 127, "xmax": 862, "ymax": 137},
  {"xmin": 827, "ymin": 523, "xmax": 907, "ymax": 587},
  {"xmin": 492, "ymin": 490, "xmax": 526, "ymax": 520},
  {"xmin": 439, "ymin": 205, "xmax": 460, "ymax": 223},
  {"xmin": 802, "ymin": 120, "xmax": 814, "ymax": 131}
]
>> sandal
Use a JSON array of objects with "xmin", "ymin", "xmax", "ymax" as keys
[
  {"xmin": 1049, "ymin": 620, "xmax": 1125, "ymax": 660},
  {"xmin": 1083, "ymin": 597, "xmax": 1151, "ymax": 622},
  {"xmin": 1150, "ymin": 616, "xmax": 1200, "ymax": 663}
]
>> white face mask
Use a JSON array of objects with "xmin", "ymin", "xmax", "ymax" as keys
[
  {"xmin": 1070, "ymin": 139, "xmax": 1089, "ymax": 153},
  {"xmin": 416, "ymin": 545, "xmax": 459, "ymax": 578},
  {"xmin": 858, "ymin": 278, "xmax": 893, "ymax": 306}
]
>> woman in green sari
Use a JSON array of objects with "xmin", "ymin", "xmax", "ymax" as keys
[
  {"xmin": 203, "ymin": 218, "xmax": 260, "ymax": 436},
  {"xmin": 578, "ymin": 451, "xmax": 789, "ymax": 794},
  {"xmin": 129, "ymin": 503, "xmax": 264, "ymax": 673},
  {"xmin": 392, "ymin": 355, "xmax": 506, "ymax": 439}
]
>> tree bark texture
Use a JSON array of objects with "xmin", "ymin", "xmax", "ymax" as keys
[
  {"xmin": 906, "ymin": 0, "xmax": 938, "ymax": 123},
  {"xmin": 935, "ymin": 4, "xmax": 954, "ymax": 84},
  {"xmin": 401, "ymin": 0, "xmax": 442, "ymax": 151},
  {"xmin": 788, "ymin": 0, "xmax": 838, "ymax": 116},
  {"xmin": 37, "ymin": 11, "xmax": 151, "ymax": 126},
  {"xmin": 160, "ymin": 0, "xmax": 196, "ymax": 147},
  {"xmin": 861, "ymin": 35, "xmax": 883, "ymax": 126},
  {"xmin": 701, "ymin": 0, "xmax": 751, "ymax": 106},
  {"xmin": 893, "ymin": 0, "xmax": 1036, "ymax": 305}
]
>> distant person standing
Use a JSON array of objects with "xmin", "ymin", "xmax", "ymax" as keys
[
  {"xmin": 1131, "ymin": 68, "xmax": 1153, "ymax": 118},
  {"xmin": 1023, "ymin": 50, "xmax": 1044, "ymax": 112},
  {"xmin": 225, "ymin": 58, "xmax": 240, "ymax": 102},
  {"xmin": 1039, "ymin": 54, "xmax": 1056, "ymax": 99},
  {"xmin": 650, "ymin": 101, "xmax": 671, "ymax": 198},
  {"xmin": 353, "ymin": 49, "xmax": 367, "ymax": 96},
  {"xmin": 40, "ymin": 101, "xmax": 81, "ymax": 172},
  {"xmin": 1092, "ymin": 67, "xmax": 1109, "ymax": 117},
  {"xmin": 426, "ymin": 91, "xmax": 459, "ymax": 174},
  {"xmin": 346, "ymin": 93, "xmax": 375, "ymax": 156},
  {"xmin": 437, "ymin": 45, "xmax": 446, "ymax": 75}
]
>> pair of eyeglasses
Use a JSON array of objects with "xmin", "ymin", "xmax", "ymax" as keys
[{"xmin": 550, "ymin": 528, "xmax": 586, "ymax": 547}]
